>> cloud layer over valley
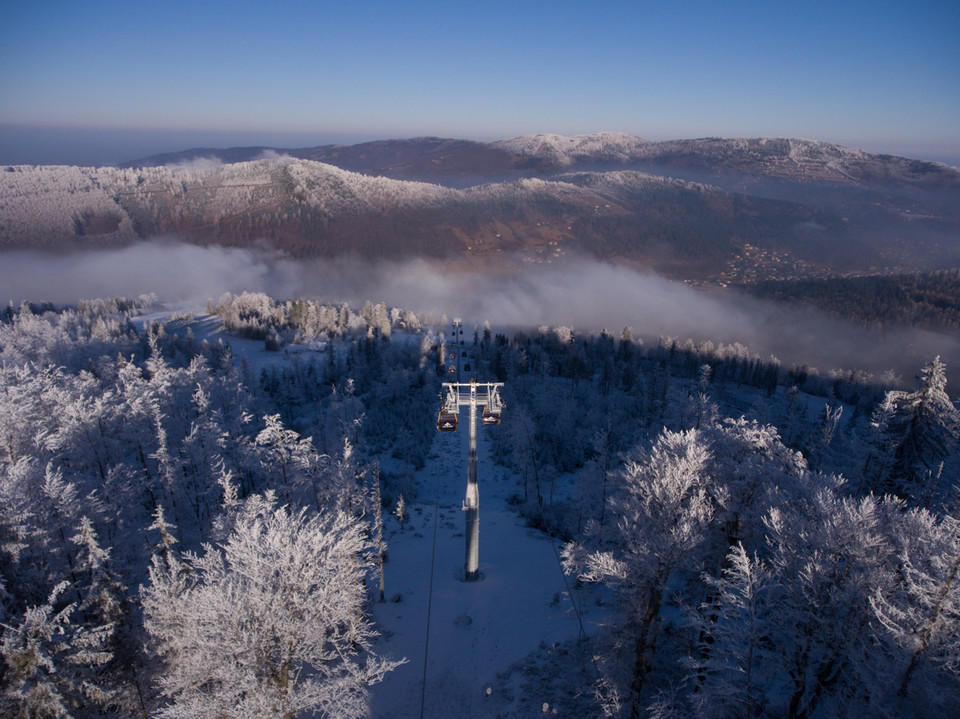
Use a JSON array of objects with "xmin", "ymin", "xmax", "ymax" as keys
[{"xmin": 2, "ymin": 240, "xmax": 956, "ymax": 381}]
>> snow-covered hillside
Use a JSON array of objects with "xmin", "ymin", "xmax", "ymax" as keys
[
  {"xmin": 492, "ymin": 132, "xmax": 652, "ymax": 165},
  {"xmin": 0, "ymin": 159, "xmax": 463, "ymax": 249},
  {"xmin": 492, "ymin": 133, "xmax": 866, "ymax": 169},
  {"xmin": 493, "ymin": 132, "xmax": 960, "ymax": 186},
  {"xmin": 2, "ymin": 295, "xmax": 958, "ymax": 718},
  {"xmin": 3, "ymin": 133, "xmax": 958, "ymax": 280}
]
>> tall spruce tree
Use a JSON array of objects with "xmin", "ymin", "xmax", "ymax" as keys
[{"xmin": 887, "ymin": 357, "xmax": 959, "ymax": 501}]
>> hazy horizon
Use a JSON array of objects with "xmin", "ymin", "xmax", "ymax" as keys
[
  {"xmin": 2, "ymin": 2, "xmax": 958, "ymax": 167},
  {"xmin": 2, "ymin": 122, "xmax": 960, "ymax": 169}
]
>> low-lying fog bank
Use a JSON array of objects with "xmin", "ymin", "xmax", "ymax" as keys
[{"xmin": 2, "ymin": 240, "xmax": 957, "ymax": 381}]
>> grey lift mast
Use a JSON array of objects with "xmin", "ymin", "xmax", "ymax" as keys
[{"xmin": 436, "ymin": 322, "xmax": 504, "ymax": 580}]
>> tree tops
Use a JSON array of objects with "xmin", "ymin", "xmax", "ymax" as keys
[{"xmin": 142, "ymin": 492, "xmax": 401, "ymax": 719}]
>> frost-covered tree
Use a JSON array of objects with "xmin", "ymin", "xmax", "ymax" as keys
[
  {"xmin": 69, "ymin": 518, "xmax": 124, "ymax": 633},
  {"xmin": 69, "ymin": 516, "xmax": 150, "ymax": 718},
  {"xmin": 393, "ymin": 494, "xmax": 407, "ymax": 531},
  {"xmin": 884, "ymin": 357, "xmax": 959, "ymax": 502},
  {"xmin": 763, "ymin": 489, "xmax": 897, "ymax": 719},
  {"xmin": 567, "ymin": 428, "xmax": 714, "ymax": 717},
  {"xmin": 804, "ymin": 399, "xmax": 842, "ymax": 471},
  {"xmin": 1, "ymin": 581, "xmax": 114, "ymax": 718},
  {"xmin": 142, "ymin": 492, "xmax": 401, "ymax": 719},
  {"xmin": 701, "ymin": 418, "xmax": 806, "ymax": 554},
  {"xmin": 254, "ymin": 414, "xmax": 326, "ymax": 508},
  {"xmin": 683, "ymin": 542, "xmax": 774, "ymax": 719},
  {"xmin": 870, "ymin": 511, "xmax": 960, "ymax": 713},
  {"xmin": 861, "ymin": 391, "xmax": 900, "ymax": 493},
  {"xmin": 323, "ymin": 437, "xmax": 367, "ymax": 516}
]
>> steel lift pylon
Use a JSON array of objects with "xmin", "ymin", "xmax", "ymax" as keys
[{"xmin": 437, "ymin": 378, "xmax": 504, "ymax": 581}]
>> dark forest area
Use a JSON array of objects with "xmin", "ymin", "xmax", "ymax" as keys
[{"xmin": 743, "ymin": 269, "xmax": 960, "ymax": 331}]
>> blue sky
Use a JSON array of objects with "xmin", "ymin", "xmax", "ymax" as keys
[{"xmin": 2, "ymin": 0, "xmax": 958, "ymax": 165}]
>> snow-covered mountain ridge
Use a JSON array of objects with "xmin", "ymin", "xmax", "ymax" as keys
[
  {"xmin": 494, "ymin": 132, "xmax": 958, "ymax": 188},
  {"xmin": 491, "ymin": 131, "xmax": 654, "ymax": 165},
  {"xmin": 3, "ymin": 133, "xmax": 959, "ymax": 281},
  {"xmin": 122, "ymin": 132, "xmax": 959, "ymax": 188},
  {"xmin": 493, "ymin": 132, "xmax": 865, "ymax": 167}
]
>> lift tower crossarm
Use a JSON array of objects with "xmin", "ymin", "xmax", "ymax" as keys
[{"xmin": 439, "ymin": 381, "xmax": 504, "ymax": 414}]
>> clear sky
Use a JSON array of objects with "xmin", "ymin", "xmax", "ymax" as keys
[{"xmin": 2, "ymin": 0, "xmax": 958, "ymax": 165}]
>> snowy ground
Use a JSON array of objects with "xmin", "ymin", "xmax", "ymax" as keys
[
  {"xmin": 367, "ymin": 425, "xmax": 612, "ymax": 719},
  {"xmin": 138, "ymin": 311, "xmax": 329, "ymax": 378}
]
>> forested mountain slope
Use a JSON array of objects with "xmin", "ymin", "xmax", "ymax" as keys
[
  {"xmin": 743, "ymin": 268, "xmax": 960, "ymax": 330},
  {"xmin": 1, "ymin": 295, "xmax": 958, "ymax": 717},
  {"xmin": 6, "ymin": 132, "xmax": 959, "ymax": 280},
  {"xmin": 0, "ymin": 159, "xmax": 849, "ymax": 278}
]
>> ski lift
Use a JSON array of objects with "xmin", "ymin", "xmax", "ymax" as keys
[
  {"xmin": 481, "ymin": 387, "xmax": 504, "ymax": 425},
  {"xmin": 437, "ymin": 409, "xmax": 458, "ymax": 432},
  {"xmin": 481, "ymin": 405, "xmax": 501, "ymax": 425},
  {"xmin": 437, "ymin": 385, "xmax": 460, "ymax": 432}
]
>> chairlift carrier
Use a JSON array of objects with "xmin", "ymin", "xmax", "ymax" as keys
[{"xmin": 435, "ymin": 380, "xmax": 504, "ymax": 433}]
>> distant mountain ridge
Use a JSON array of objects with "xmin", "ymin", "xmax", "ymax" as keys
[
  {"xmin": 4, "ymin": 133, "xmax": 959, "ymax": 282},
  {"xmin": 122, "ymin": 132, "xmax": 959, "ymax": 190}
]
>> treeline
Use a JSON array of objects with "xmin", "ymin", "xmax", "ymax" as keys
[
  {"xmin": 0, "ymin": 300, "xmax": 408, "ymax": 718},
  {"xmin": 478, "ymin": 325, "xmax": 946, "ymax": 524},
  {"xmin": 0, "ymin": 297, "xmax": 155, "ymax": 370},
  {"xmin": 742, "ymin": 268, "xmax": 960, "ymax": 330},
  {"xmin": 207, "ymin": 291, "xmax": 429, "ymax": 343}
]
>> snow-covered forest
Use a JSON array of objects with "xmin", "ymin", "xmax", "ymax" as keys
[
  {"xmin": 1, "ymin": 294, "xmax": 958, "ymax": 718},
  {"xmin": 0, "ymin": 157, "xmax": 681, "ymax": 253}
]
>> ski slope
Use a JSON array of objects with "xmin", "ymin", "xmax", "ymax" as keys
[{"xmin": 366, "ymin": 421, "xmax": 611, "ymax": 718}]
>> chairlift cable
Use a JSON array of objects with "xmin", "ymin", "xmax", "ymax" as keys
[
  {"xmin": 548, "ymin": 536, "xmax": 589, "ymax": 644},
  {"xmin": 419, "ymin": 432, "xmax": 444, "ymax": 719},
  {"xmin": 547, "ymin": 530, "xmax": 604, "ymax": 685}
]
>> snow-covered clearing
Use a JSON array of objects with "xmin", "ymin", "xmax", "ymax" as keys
[{"xmin": 367, "ymin": 426, "xmax": 610, "ymax": 719}]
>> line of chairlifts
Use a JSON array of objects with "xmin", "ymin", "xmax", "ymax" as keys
[
  {"xmin": 436, "ymin": 403, "xmax": 501, "ymax": 432},
  {"xmin": 437, "ymin": 332, "xmax": 503, "ymax": 430}
]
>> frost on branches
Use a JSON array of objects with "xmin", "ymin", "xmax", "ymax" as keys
[
  {"xmin": 142, "ymin": 492, "xmax": 402, "ymax": 719},
  {"xmin": 565, "ymin": 428, "xmax": 714, "ymax": 718},
  {"xmin": 1, "ymin": 581, "xmax": 113, "ymax": 718},
  {"xmin": 565, "ymin": 416, "xmax": 960, "ymax": 719}
]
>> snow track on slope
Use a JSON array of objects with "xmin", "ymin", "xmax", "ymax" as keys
[{"xmin": 364, "ymin": 422, "xmax": 610, "ymax": 718}]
